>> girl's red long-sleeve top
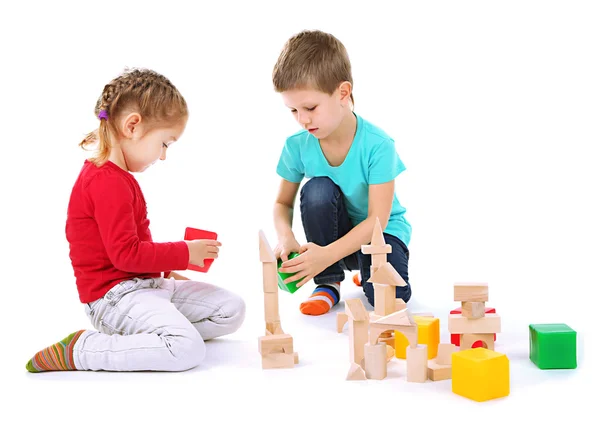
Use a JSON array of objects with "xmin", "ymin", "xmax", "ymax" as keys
[{"xmin": 65, "ymin": 160, "xmax": 189, "ymax": 303}]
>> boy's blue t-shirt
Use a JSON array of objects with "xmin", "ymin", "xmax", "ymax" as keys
[{"xmin": 276, "ymin": 113, "xmax": 412, "ymax": 247}]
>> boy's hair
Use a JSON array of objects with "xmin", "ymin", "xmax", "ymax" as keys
[
  {"xmin": 272, "ymin": 30, "xmax": 354, "ymax": 105},
  {"xmin": 80, "ymin": 68, "xmax": 188, "ymax": 166}
]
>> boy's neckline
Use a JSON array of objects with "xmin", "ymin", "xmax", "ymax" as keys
[{"xmin": 317, "ymin": 112, "xmax": 360, "ymax": 168}]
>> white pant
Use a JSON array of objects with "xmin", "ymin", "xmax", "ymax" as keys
[{"xmin": 73, "ymin": 277, "xmax": 246, "ymax": 371}]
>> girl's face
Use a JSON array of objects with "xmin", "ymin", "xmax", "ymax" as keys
[{"xmin": 121, "ymin": 116, "xmax": 187, "ymax": 173}]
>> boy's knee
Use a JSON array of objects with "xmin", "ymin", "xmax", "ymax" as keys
[
  {"xmin": 396, "ymin": 284, "xmax": 412, "ymax": 303},
  {"xmin": 300, "ymin": 177, "xmax": 338, "ymax": 211},
  {"xmin": 363, "ymin": 282, "xmax": 411, "ymax": 307}
]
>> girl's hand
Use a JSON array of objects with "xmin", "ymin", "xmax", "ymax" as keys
[
  {"xmin": 185, "ymin": 239, "xmax": 221, "ymax": 267},
  {"xmin": 273, "ymin": 236, "xmax": 301, "ymax": 261},
  {"xmin": 278, "ymin": 242, "xmax": 332, "ymax": 288}
]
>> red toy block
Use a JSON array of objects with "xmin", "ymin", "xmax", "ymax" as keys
[
  {"xmin": 184, "ymin": 227, "xmax": 218, "ymax": 273},
  {"xmin": 450, "ymin": 306, "xmax": 497, "ymax": 347}
]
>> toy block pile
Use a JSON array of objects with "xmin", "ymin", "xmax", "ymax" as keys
[{"xmin": 448, "ymin": 283, "xmax": 500, "ymax": 351}]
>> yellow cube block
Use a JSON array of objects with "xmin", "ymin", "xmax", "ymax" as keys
[
  {"xmin": 395, "ymin": 316, "xmax": 439, "ymax": 359},
  {"xmin": 452, "ymin": 347, "xmax": 510, "ymax": 402}
]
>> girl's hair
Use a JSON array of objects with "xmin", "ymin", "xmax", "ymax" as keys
[
  {"xmin": 272, "ymin": 29, "xmax": 354, "ymax": 106},
  {"xmin": 80, "ymin": 68, "xmax": 188, "ymax": 166}
]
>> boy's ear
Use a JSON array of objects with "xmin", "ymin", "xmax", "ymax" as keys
[
  {"xmin": 121, "ymin": 113, "xmax": 142, "ymax": 138},
  {"xmin": 338, "ymin": 81, "xmax": 353, "ymax": 105}
]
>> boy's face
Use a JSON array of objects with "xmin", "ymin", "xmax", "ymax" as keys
[{"xmin": 281, "ymin": 86, "xmax": 346, "ymax": 140}]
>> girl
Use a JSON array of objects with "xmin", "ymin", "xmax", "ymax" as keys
[{"xmin": 26, "ymin": 68, "xmax": 245, "ymax": 372}]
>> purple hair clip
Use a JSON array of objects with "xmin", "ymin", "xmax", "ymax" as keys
[{"xmin": 98, "ymin": 110, "xmax": 109, "ymax": 120}]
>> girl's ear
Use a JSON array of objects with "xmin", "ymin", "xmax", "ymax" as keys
[
  {"xmin": 338, "ymin": 81, "xmax": 353, "ymax": 106},
  {"xmin": 121, "ymin": 113, "xmax": 142, "ymax": 138}
]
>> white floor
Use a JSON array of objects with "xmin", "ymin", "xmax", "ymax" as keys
[{"xmin": 5, "ymin": 263, "xmax": 592, "ymax": 431}]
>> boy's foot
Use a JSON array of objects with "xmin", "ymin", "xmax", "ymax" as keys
[
  {"xmin": 26, "ymin": 330, "xmax": 86, "ymax": 372},
  {"xmin": 300, "ymin": 283, "xmax": 340, "ymax": 316}
]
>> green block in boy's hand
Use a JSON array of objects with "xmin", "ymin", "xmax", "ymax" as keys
[{"xmin": 277, "ymin": 252, "xmax": 301, "ymax": 293}]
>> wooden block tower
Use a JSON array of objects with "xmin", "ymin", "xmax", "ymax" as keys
[
  {"xmin": 447, "ymin": 282, "xmax": 501, "ymax": 350},
  {"xmin": 361, "ymin": 217, "xmax": 403, "ymax": 316},
  {"xmin": 258, "ymin": 230, "xmax": 298, "ymax": 369},
  {"xmin": 338, "ymin": 218, "xmax": 427, "ymax": 384},
  {"xmin": 336, "ymin": 217, "xmax": 407, "ymax": 337}
]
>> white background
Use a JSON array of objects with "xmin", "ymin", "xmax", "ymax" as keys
[{"xmin": 1, "ymin": 0, "xmax": 597, "ymax": 429}]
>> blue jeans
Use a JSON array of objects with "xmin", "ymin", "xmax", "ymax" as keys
[{"xmin": 300, "ymin": 177, "xmax": 412, "ymax": 306}]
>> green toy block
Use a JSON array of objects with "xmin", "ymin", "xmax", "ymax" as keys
[
  {"xmin": 529, "ymin": 323, "xmax": 577, "ymax": 369},
  {"xmin": 277, "ymin": 252, "xmax": 301, "ymax": 293}
]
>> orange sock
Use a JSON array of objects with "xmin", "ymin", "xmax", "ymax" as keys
[
  {"xmin": 300, "ymin": 283, "xmax": 340, "ymax": 316},
  {"xmin": 352, "ymin": 273, "xmax": 361, "ymax": 286}
]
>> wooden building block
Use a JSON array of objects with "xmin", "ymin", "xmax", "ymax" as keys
[
  {"xmin": 406, "ymin": 345, "xmax": 428, "ymax": 383},
  {"xmin": 448, "ymin": 313, "xmax": 501, "ymax": 334},
  {"xmin": 378, "ymin": 332, "xmax": 396, "ymax": 349},
  {"xmin": 452, "ymin": 348, "xmax": 509, "ymax": 402},
  {"xmin": 436, "ymin": 343, "xmax": 458, "ymax": 365},
  {"xmin": 368, "ymin": 262, "xmax": 407, "ymax": 287},
  {"xmin": 261, "ymin": 352, "xmax": 295, "ymax": 369},
  {"xmin": 461, "ymin": 333, "xmax": 495, "ymax": 351},
  {"xmin": 450, "ymin": 306, "xmax": 497, "ymax": 346},
  {"xmin": 395, "ymin": 316, "xmax": 439, "ymax": 360},
  {"xmin": 336, "ymin": 312, "xmax": 348, "ymax": 333},
  {"xmin": 265, "ymin": 321, "xmax": 283, "ymax": 336},
  {"xmin": 461, "ymin": 301, "xmax": 485, "ymax": 319},
  {"xmin": 262, "ymin": 263, "xmax": 278, "ymax": 293},
  {"xmin": 366, "ymin": 217, "xmax": 387, "ymax": 247},
  {"xmin": 263, "ymin": 291, "xmax": 280, "ymax": 322},
  {"xmin": 258, "ymin": 230, "xmax": 276, "ymax": 263},
  {"xmin": 454, "ymin": 282, "xmax": 489, "ymax": 302},
  {"xmin": 349, "ymin": 320, "xmax": 369, "ymax": 366},
  {"xmin": 258, "ymin": 334, "xmax": 293, "ymax": 355},
  {"xmin": 345, "ymin": 298, "xmax": 369, "ymax": 321},
  {"xmin": 373, "ymin": 308, "xmax": 415, "ymax": 326},
  {"xmin": 374, "ymin": 284, "xmax": 397, "ymax": 316},
  {"xmin": 364, "ymin": 342, "xmax": 387, "ymax": 380},
  {"xmin": 361, "ymin": 244, "xmax": 392, "ymax": 255},
  {"xmin": 427, "ymin": 360, "xmax": 452, "ymax": 381},
  {"xmin": 346, "ymin": 362, "xmax": 367, "ymax": 380},
  {"xmin": 396, "ymin": 298, "xmax": 407, "ymax": 311},
  {"xmin": 386, "ymin": 345, "xmax": 395, "ymax": 362}
]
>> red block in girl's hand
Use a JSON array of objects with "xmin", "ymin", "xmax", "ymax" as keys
[{"xmin": 184, "ymin": 227, "xmax": 218, "ymax": 273}]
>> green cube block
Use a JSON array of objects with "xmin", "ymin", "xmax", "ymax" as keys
[
  {"xmin": 529, "ymin": 323, "xmax": 577, "ymax": 369},
  {"xmin": 277, "ymin": 252, "xmax": 301, "ymax": 294}
]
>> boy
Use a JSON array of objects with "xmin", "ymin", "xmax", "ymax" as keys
[{"xmin": 272, "ymin": 29, "xmax": 412, "ymax": 316}]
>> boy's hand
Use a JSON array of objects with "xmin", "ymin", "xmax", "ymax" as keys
[
  {"xmin": 185, "ymin": 239, "xmax": 221, "ymax": 267},
  {"xmin": 273, "ymin": 236, "xmax": 301, "ymax": 261},
  {"xmin": 279, "ymin": 242, "xmax": 331, "ymax": 288}
]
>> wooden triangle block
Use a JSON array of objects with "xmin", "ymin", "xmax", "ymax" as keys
[
  {"xmin": 372, "ymin": 308, "xmax": 415, "ymax": 327},
  {"xmin": 258, "ymin": 230, "xmax": 276, "ymax": 263},
  {"xmin": 370, "ymin": 216, "xmax": 386, "ymax": 247},
  {"xmin": 367, "ymin": 262, "xmax": 407, "ymax": 287},
  {"xmin": 346, "ymin": 362, "xmax": 367, "ymax": 380},
  {"xmin": 345, "ymin": 298, "xmax": 369, "ymax": 321}
]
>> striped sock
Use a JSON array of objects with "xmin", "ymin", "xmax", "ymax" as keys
[
  {"xmin": 300, "ymin": 283, "xmax": 340, "ymax": 316},
  {"xmin": 352, "ymin": 272, "xmax": 361, "ymax": 286},
  {"xmin": 26, "ymin": 330, "xmax": 85, "ymax": 372}
]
